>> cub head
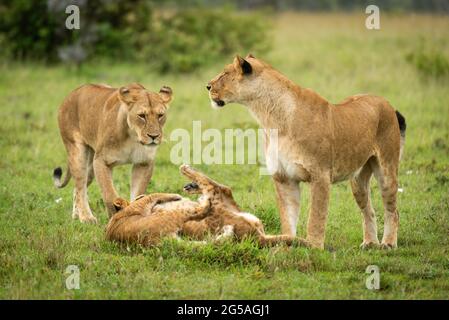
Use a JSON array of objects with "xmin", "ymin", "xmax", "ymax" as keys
[
  {"xmin": 118, "ymin": 83, "xmax": 173, "ymax": 146},
  {"xmin": 180, "ymin": 164, "xmax": 239, "ymax": 210},
  {"xmin": 183, "ymin": 182, "xmax": 201, "ymax": 194},
  {"xmin": 112, "ymin": 197, "xmax": 130, "ymax": 213},
  {"xmin": 206, "ymin": 54, "xmax": 261, "ymax": 108}
]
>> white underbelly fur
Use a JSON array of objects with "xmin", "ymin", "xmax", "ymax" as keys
[
  {"xmin": 265, "ymin": 140, "xmax": 303, "ymax": 179},
  {"xmin": 237, "ymin": 212, "xmax": 262, "ymax": 224},
  {"xmin": 109, "ymin": 142, "xmax": 158, "ymax": 165}
]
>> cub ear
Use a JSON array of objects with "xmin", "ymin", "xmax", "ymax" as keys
[
  {"xmin": 245, "ymin": 53, "xmax": 255, "ymax": 59},
  {"xmin": 233, "ymin": 55, "xmax": 252, "ymax": 75},
  {"xmin": 113, "ymin": 198, "xmax": 129, "ymax": 212},
  {"xmin": 159, "ymin": 86, "xmax": 173, "ymax": 104}
]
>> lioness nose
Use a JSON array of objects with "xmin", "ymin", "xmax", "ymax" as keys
[
  {"xmin": 148, "ymin": 134, "xmax": 160, "ymax": 140},
  {"xmin": 206, "ymin": 84, "xmax": 211, "ymax": 91}
]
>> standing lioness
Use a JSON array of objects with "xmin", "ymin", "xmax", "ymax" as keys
[
  {"xmin": 207, "ymin": 55, "xmax": 406, "ymax": 249},
  {"xmin": 54, "ymin": 83, "xmax": 173, "ymax": 223}
]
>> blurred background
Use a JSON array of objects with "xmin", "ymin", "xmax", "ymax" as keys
[{"xmin": 1, "ymin": 0, "xmax": 448, "ymax": 74}]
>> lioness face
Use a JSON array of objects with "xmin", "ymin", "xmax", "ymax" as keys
[
  {"xmin": 119, "ymin": 84, "xmax": 173, "ymax": 146},
  {"xmin": 207, "ymin": 55, "xmax": 257, "ymax": 108}
]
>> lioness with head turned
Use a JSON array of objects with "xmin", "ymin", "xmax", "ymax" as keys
[
  {"xmin": 207, "ymin": 55, "xmax": 406, "ymax": 249},
  {"xmin": 54, "ymin": 83, "xmax": 173, "ymax": 223}
]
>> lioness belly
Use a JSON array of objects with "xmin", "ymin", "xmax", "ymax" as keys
[
  {"xmin": 265, "ymin": 142, "xmax": 311, "ymax": 182},
  {"xmin": 331, "ymin": 154, "xmax": 374, "ymax": 183}
]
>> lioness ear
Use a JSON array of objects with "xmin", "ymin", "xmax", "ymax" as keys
[
  {"xmin": 246, "ymin": 53, "xmax": 255, "ymax": 59},
  {"xmin": 233, "ymin": 55, "xmax": 252, "ymax": 75},
  {"xmin": 159, "ymin": 86, "xmax": 173, "ymax": 104},
  {"xmin": 119, "ymin": 86, "xmax": 138, "ymax": 104}
]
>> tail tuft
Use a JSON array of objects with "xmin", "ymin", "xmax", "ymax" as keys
[
  {"xmin": 395, "ymin": 110, "xmax": 406, "ymax": 136},
  {"xmin": 53, "ymin": 167, "xmax": 62, "ymax": 180},
  {"xmin": 53, "ymin": 165, "xmax": 71, "ymax": 188},
  {"xmin": 395, "ymin": 110, "xmax": 406, "ymax": 160}
]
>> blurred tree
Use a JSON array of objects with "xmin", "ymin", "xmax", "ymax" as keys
[
  {"xmin": 0, "ymin": 0, "xmax": 152, "ymax": 63},
  {"xmin": 0, "ymin": 0, "xmax": 270, "ymax": 73},
  {"xmin": 1, "ymin": 0, "xmax": 446, "ymax": 72}
]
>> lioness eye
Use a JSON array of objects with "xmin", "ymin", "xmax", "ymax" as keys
[
  {"xmin": 138, "ymin": 113, "xmax": 146, "ymax": 120},
  {"xmin": 158, "ymin": 113, "xmax": 164, "ymax": 119}
]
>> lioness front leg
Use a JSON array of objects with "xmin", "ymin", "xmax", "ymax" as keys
[
  {"xmin": 306, "ymin": 175, "xmax": 331, "ymax": 249},
  {"xmin": 68, "ymin": 142, "xmax": 97, "ymax": 223},
  {"xmin": 130, "ymin": 162, "xmax": 154, "ymax": 201},
  {"xmin": 273, "ymin": 176, "xmax": 300, "ymax": 236},
  {"xmin": 93, "ymin": 158, "xmax": 119, "ymax": 217}
]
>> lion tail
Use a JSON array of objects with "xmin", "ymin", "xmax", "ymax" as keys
[
  {"xmin": 395, "ymin": 110, "xmax": 406, "ymax": 160},
  {"xmin": 53, "ymin": 164, "xmax": 71, "ymax": 188}
]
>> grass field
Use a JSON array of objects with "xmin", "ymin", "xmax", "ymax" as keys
[{"xmin": 0, "ymin": 13, "xmax": 448, "ymax": 299}]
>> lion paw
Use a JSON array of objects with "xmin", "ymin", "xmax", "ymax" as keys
[
  {"xmin": 380, "ymin": 242, "xmax": 397, "ymax": 250},
  {"xmin": 360, "ymin": 241, "xmax": 380, "ymax": 250},
  {"xmin": 79, "ymin": 214, "xmax": 98, "ymax": 224}
]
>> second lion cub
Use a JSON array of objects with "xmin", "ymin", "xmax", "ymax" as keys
[
  {"xmin": 179, "ymin": 165, "xmax": 306, "ymax": 247},
  {"xmin": 106, "ymin": 193, "xmax": 211, "ymax": 246}
]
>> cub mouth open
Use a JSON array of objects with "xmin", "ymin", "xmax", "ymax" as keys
[{"xmin": 183, "ymin": 182, "xmax": 199, "ymax": 192}]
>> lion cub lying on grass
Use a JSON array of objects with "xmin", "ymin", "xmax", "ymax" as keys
[
  {"xmin": 106, "ymin": 164, "xmax": 306, "ymax": 247},
  {"xmin": 106, "ymin": 192, "xmax": 211, "ymax": 246},
  {"xmin": 179, "ymin": 165, "xmax": 306, "ymax": 247}
]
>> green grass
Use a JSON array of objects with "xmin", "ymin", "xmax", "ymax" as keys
[{"xmin": 1, "ymin": 13, "xmax": 448, "ymax": 299}]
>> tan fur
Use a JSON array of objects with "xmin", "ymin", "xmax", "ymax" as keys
[
  {"xmin": 179, "ymin": 165, "xmax": 308, "ymax": 247},
  {"xmin": 106, "ymin": 165, "xmax": 306, "ymax": 248},
  {"xmin": 207, "ymin": 55, "xmax": 405, "ymax": 249},
  {"xmin": 54, "ymin": 83, "xmax": 173, "ymax": 223},
  {"xmin": 106, "ymin": 193, "xmax": 211, "ymax": 246}
]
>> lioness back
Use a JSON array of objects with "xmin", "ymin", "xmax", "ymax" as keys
[{"xmin": 58, "ymin": 84, "xmax": 118, "ymax": 147}]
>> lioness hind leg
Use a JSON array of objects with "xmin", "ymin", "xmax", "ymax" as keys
[
  {"xmin": 351, "ymin": 158, "xmax": 380, "ymax": 249},
  {"xmin": 86, "ymin": 147, "xmax": 95, "ymax": 187},
  {"xmin": 68, "ymin": 142, "xmax": 97, "ymax": 223},
  {"xmin": 373, "ymin": 158, "xmax": 400, "ymax": 249}
]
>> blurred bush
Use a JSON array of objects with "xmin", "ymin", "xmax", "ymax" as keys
[
  {"xmin": 406, "ymin": 49, "xmax": 449, "ymax": 78},
  {"xmin": 0, "ymin": 0, "xmax": 270, "ymax": 72},
  {"xmin": 139, "ymin": 8, "xmax": 270, "ymax": 73},
  {"xmin": 0, "ymin": 0, "xmax": 152, "ymax": 63}
]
